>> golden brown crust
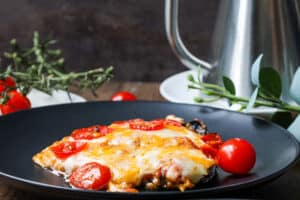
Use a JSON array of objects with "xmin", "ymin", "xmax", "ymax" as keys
[{"xmin": 32, "ymin": 137, "xmax": 70, "ymax": 172}]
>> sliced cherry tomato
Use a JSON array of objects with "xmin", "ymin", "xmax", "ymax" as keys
[
  {"xmin": 51, "ymin": 141, "xmax": 87, "ymax": 159},
  {"xmin": 69, "ymin": 162, "xmax": 111, "ymax": 190},
  {"xmin": 0, "ymin": 90, "xmax": 31, "ymax": 115},
  {"xmin": 164, "ymin": 119, "xmax": 183, "ymax": 127},
  {"xmin": 129, "ymin": 119, "xmax": 164, "ymax": 131},
  {"xmin": 113, "ymin": 119, "xmax": 182, "ymax": 130},
  {"xmin": 200, "ymin": 144, "xmax": 218, "ymax": 159},
  {"xmin": 111, "ymin": 120, "xmax": 131, "ymax": 126},
  {"xmin": 111, "ymin": 91, "xmax": 137, "ymax": 101},
  {"xmin": 111, "ymin": 118, "xmax": 142, "ymax": 129},
  {"xmin": 201, "ymin": 133, "xmax": 223, "ymax": 149},
  {"xmin": 0, "ymin": 76, "xmax": 16, "ymax": 93},
  {"xmin": 217, "ymin": 138, "xmax": 256, "ymax": 175},
  {"xmin": 71, "ymin": 125, "xmax": 112, "ymax": 140}
]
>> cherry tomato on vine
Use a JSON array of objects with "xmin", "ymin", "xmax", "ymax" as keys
[
  {"xmin": 69, "ymin": 162, "xmax": 111, "ymax": 190},
  {"xmin": 217, "ymin": 138, "xmax": 256, "ymax": 175},
  {"xmin": 111, "ymin": 91, "xmax": 137, "ymax": 101},
  {"xmin": 0, "ymin": 90, "xmax": 31, "ymax": 115},
  {"xmin": 0, "ymin": 76, "xmax": 16, "ymax": 93}
]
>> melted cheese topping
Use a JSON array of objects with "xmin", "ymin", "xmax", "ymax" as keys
[{"xmin": 33, "ymin": 122, "xmax": 216, "ymax": 191}]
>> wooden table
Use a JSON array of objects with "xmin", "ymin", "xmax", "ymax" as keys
[{"xmin": 1, "ymin": 81, "xmax": 300, "ymax": 200}]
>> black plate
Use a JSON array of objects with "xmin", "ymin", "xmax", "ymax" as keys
[{"xmin": 0, "ymin": 101, "xmax": 299, "ymax": 199}]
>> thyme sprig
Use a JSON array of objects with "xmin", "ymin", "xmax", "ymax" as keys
[{"xmin": 0, "ymin": 32, "xmax": 113, "ymax": 96}]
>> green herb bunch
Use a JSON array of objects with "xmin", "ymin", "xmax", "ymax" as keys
[
  {"xmin": 0, "ymin": 32, "xmax": 113, "ymax": 97},
  {"xmin": 187, "ymin": 55, "xmax": 300, "ymax": 127}
]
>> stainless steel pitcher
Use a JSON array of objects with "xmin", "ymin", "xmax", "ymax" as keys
[{"xmin": 165, "ymin": 0, "xmax": 300, "ymax": 100}]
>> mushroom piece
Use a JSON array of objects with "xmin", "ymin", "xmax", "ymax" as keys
[{"xmin": 185, "ymin": 119, "xmax": 207, "ymax": 134}]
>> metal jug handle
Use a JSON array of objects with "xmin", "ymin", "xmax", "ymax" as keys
[{"xmin": 165, "ymin": 0, "xmax": 212, "ymax": 71}]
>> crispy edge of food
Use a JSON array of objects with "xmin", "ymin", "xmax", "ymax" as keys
[{"xmin": 32, "ymin": 137, "xmax": 71, "ymax": 173}]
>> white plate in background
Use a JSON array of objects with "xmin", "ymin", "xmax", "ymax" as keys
[
  {"xmin": 0, "ymin": 89, "xmax": 86, "ymax": 115},
  {"xmin": 27, "ymin": 89, "xmax": 86, "ymax": 108},
  {"xmin": 160, "ymin": 70, "xmax": 277, "ymax": 114}
]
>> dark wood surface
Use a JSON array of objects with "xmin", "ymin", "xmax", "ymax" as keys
[{"xmin": 1, "ymin": 81, "xmax": 300, "ymax": 200}]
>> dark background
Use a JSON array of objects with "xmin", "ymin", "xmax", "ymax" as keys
[{"xmin": 0, "ymin": 0, "xmax": 219, "ymax": 81}]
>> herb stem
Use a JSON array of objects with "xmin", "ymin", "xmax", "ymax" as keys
[
  {"xmin": 189, "ymin": 83, "xmax": 300, "ymax": 113},
  {"xmin": 1, "ymin": 32, "xmax": 113, "ymax": 97}
]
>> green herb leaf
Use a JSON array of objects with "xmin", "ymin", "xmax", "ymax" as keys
[
  {"xmin": 194, "ymin": 97, "xmax": 204, "ymax": 103},
  {"xmin": 222, "ymin": 76, "xmax": 236, "ymax": 95},
  {"xmin": 290, "ymin": 67, "xmax": 300, "ymax": 104},
  {"xmin": 259, "ymin": 67, "xmax": 282, "ymax": 98},
  {"xmin": 246, "ymin": 87, "xmax": 259, "ymax": 112},
  {"xmin": 197, "ymin": 66, "xmax": 202, "ymax": 83},
  {"xmin": 251, "ymin": 54, "xmax": 263, "ymax": 85},
  {"xmin": 187, "ymin": 55, "xmax": 300, "ymax": 113},
  {"xmin": 187, "ymin": 74, "xmax": 195, "ymax": 82}
]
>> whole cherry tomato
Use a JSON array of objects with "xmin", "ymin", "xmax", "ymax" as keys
[
  {"xmin": 50, "ymin": 141, "xmax": 87, "ymax": 159},
  {"xmin": 0, "ymin": 76, "xmax": 16, "ymax": 93},
  {"xmin": 111, "ymin": 91, "xmax": 137, "ymax": 101},
  {"xmin": 217, "ymin": 138, "xmax": 256, "ymax": 175},
  {"xmin": 0, "ymin": 90, "xmax": 31, "ymax": 115},
  {"xmin": 71, "ymin": 125, "xmax": 112, "ymax": 140},
  {"xmin": 69, "ymin": 162, "xmax": 111, "ymax": 190}
]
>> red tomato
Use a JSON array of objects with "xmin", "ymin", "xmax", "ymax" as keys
[
  {"xmin": 201, "ymin": 133, "xmax": 223, "ymax": 149},
  {"xmin": 164, "ymin": 119, "xmax": 183, "ymax": 127},
  {"xmin": 0, "ymin": 76, "xmax": 16, "ymax": 93},
  {"xmin": 217, "ymin": 138, "xmax": 256, "ymax": 175},
  {"xmin": 111, "ymin": 118, "xmax": 142, "ymax": 129},
  {"xmin": 200, "ymin": 144, "xmax": 218, "ymax": 159},
  {"xmin": 0, "ymin": 90, "xmax": 31, "ymax": 115},
  {"xmin": 69, "ymin": 162, "xmax": 111, "ymax": 190},
  {"xmin": 71, "ymin": 125, "xmax": 112, "ymax": 140},
  {"xmin": 50, "ymin": 141, "xmax": 87, "ymax": 159},
  {"xmin": 111, "ymin": 91, "xmax": 137, "ymax": 101},
  {"xmin": 129, "ymin": 119, "xmax": 164, "ymax": 131}
]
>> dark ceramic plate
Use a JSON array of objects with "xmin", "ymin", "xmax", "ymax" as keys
[{"xmin": 0, "ymin": 101, "xmax": 299, "ymax": 199}]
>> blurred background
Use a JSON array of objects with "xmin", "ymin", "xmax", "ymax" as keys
[{"xmin": 0, "ymin": 0, "xmax": 218, "ymax": 81}]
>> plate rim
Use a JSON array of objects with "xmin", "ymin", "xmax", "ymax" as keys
[{"xmin": 0, "ymin": 101, "xmax": 299, "ymax": 198}]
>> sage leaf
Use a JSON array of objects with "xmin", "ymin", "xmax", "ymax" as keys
[
  {"xmin": 259, "ymin": 67, "xmax": 282, "ymax": 98},
  {"xmin": 246, "ymin": 87, "xmax": 259, "ymax": 112},
  {"xmin": 222, "ymin": 76, "xmax": 236, "ymax": 95},
  {"xmin": 290, "ymin": 67, "xmax": 300, "ymax": 104},
  {"xmin": 258, "ymin": 87, "xmax": 276, "ymax": 100},
  {"xmin": 251, "ymin": 54, "xmax": 263, "ymax": 85}
]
